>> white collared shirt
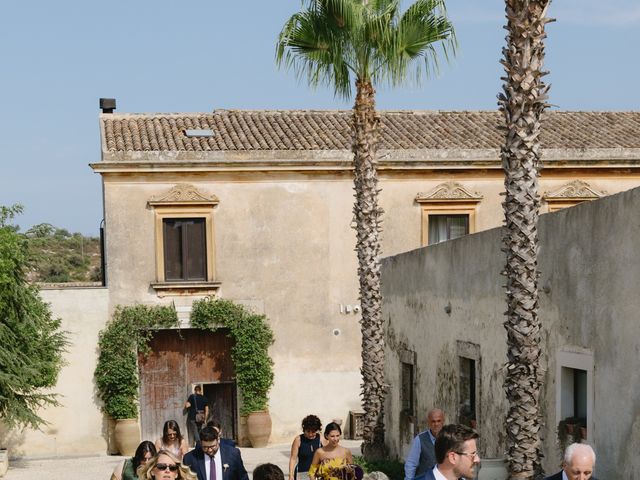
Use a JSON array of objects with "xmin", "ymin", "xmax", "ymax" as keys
[
  {"xmin": 562, "ymin": 472, "xmax": 568, "ymax": 480},
  {"xmin": 432, "ymin": 466, "xmax": 448, "ymax": 480},
  {"xmin": 204, "ymin": 448, "xmax": 223, "ymax": 480}
]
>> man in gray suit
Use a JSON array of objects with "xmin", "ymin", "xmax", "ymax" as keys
[
  {"xmin": 544, "ymin": 443, "xmax": 597, "ymax": 480},
  {"xmin": 404, "ymin": 408, "xmax": 445, "ymax": 480}
]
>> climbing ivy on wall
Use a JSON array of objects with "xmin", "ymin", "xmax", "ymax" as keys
[{"xmin": 190, "ymin": 297, "xmax": 274, "ymax": 415}]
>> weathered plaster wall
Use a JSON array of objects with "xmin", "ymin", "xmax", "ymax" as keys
[
  {"xmin": 102, "ymin": 169, "xmax": 640, "ymax": 445},
  {"xmin": 382, "ymin": 185, "xmax": 640, "ymax": 478},
  {"xmin": 0, "ymin": 286, "xmax": 109, "ymax": 457}
]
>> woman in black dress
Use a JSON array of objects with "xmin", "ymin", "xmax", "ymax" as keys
[{"xmin": 289, "ymin": 415, "xmax": 325, "ymax": 480}]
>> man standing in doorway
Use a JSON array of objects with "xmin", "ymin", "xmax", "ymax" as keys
[
  {"xmin": 405, "ymin": 408, "xmax": 445, "ymax": 480},
  {"xmin": 185, "ymin": 385, "xmax": 209, "ymax": 447}
]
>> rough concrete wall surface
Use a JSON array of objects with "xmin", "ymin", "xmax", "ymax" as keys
[
  {"xmin": 382, "ymin": 185, "xmax": 640, "ymax": 477},
  {"xmin": 0, "ymin": 287, "xmax": 109, "ymax": 457}
]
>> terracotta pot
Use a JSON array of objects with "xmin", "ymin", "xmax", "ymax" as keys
[
  {"xmin": 114, "ymin": 418, "xmax": 140, "ymax": 456},
  {"xmin": 477, "ymin": 457, "xmax": 508, "ymax": 480},
  {"xmin": 246, "ymin": 411, "xmax": 271, "ymax": 447}
]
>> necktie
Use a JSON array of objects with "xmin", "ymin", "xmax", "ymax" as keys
[{"xmin": 210, "ymin": 455, "xmax": 216, "ymax": 480}]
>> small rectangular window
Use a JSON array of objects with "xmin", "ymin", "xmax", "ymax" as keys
[
  {"xmin": 163, "ymin": 218, "xmax": 207, "ymax": 281},
  {"xmin": 458, "ymin": 357, "xmax": 477, "ymax": 428},
  {"xmin": 401, "ymin": 362, "xmax": 414, "ymax": 415},
  {"xmin": 428, "ymin": 214, "xmax": 469, "ymax": 245}
]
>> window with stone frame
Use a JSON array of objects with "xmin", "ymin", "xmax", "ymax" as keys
[
  {"xmin": 147, "ymin": 183, "xmax": 220, "ymax": 295},
  {"xmin": 416, "ymin": 182, "xmax": 482, "ymax": 246}
]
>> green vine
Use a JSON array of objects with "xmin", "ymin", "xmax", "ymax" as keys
[
  {"xmin": 190, "ymin": 297, "xmax": 274, "ymax": 415},
  {"xmin": 94, "ymin": 304, "xmax": 179, "ymax": 419}
]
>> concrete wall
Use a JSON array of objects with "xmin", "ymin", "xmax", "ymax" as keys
[
  {"xmin": 382, "ymin": 185, "xmax": 640, "ymax": 478},
  {"xmin": 0, "ymin": 286, "xmax": 109, "ymax": 457}
]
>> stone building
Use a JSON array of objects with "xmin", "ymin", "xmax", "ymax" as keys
[
  {"xmin": 4, "ymin": 107, "xmax": 640, "ymax": 457},
  {"xmin": 381, "ymin": 185, "xmax": 640, "ymax": 478}
]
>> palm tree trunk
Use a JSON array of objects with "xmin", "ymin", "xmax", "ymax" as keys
[
  {"xmin": 498, "ymin": 1, "xmax": 552, "ymax": 478},
  {"xmin": 352, "ymin": 79, "xmax": 387, "ymax": 459}
]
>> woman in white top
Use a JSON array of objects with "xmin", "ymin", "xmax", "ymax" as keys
[{"xmin": 155, "ymin": 420, "xmax": 189, "ymax": 460}]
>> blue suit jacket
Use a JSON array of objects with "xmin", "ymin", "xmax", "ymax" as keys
[{"xmin": 183, "ymin": 444, "xmax": 248, "ymax": 480}]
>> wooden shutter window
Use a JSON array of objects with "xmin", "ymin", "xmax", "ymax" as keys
[{"xmin": 163, "ymin": 218, "xmax": 207, "ymax": 281}]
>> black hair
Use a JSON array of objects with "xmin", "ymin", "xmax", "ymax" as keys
[
  {"xmin": 132, "ymin": 440, "xmax": 157, "ymax": 471},
  {"xmin": 253, "ymin": 463, "xmax": 285, "ymax": 480},
  {"xmin": 324, "ymin": 421, "xmax": 342, "ymax": 438},
  {"xmin": 434, "ymin": 424, "xmax": 479, "ymax": 464},
  {"xmin": 200, "ymin": 426, "xmax": 220, "ymax": 442},
  {"xmin": 301, "ymin": 415, "xmax": 322, "ymax": 432},
  {"xmin": 206, "ymin": 419, "xmax": 222, "ymax": 430}
]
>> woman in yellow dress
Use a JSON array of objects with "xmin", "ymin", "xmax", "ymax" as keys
[{"xmin": 308, "ymin": 422, "xmax": 353, "ymax": 479}]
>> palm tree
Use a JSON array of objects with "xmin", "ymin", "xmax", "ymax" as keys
[
  {"xmin": 497, "ymin": 0, "xmax": 552, "ymax": 477},
  {"xmin": 276, "ymin": 0, "xmax": 454, "ymax": 457}
]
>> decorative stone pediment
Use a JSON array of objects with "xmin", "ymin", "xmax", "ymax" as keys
[
  {"xmin": 416, "ymin": 182, "xmax": 483, "ymax": 204},
  {"xmin": 148, "ymin": 183, "xmax": 219, "ymax": 206},
  {"xmin": 543, "ymin": 180, "xmax": 606, "ymax": 201}
]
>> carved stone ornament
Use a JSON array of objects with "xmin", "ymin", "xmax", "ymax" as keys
[
  {"xmin": 415, "ymin": 182, "xmax": 483, "ymax": 203},
  {"xmin": 148, "ymin": 183, "xmax": 219, "ymax": 206},
  {"xmin": 543, "ymin": 180, "xmax": 607, "ymax": 201}
]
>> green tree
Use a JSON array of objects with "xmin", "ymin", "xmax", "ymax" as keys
[
  {"xmin": 497, "ymin": 0, "xmax": 552, "ymax": 477},
  {"xmin": 276, "ymin": 0, "xmax": 454, "ymax": 457},
  {"xmin": 25, "ymin": 223, "xmax": 99, "ymax": 283},
  {"xmin": 0, "ymin": 205, "xmax": 67, "ymax": 429}
]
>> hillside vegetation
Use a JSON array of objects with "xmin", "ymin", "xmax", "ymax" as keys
[{"xmin": 25, "ymin": 223, "xmax": 101, "ymax": 283}]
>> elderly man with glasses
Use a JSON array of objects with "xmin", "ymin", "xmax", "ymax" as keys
[
  {"xmin": 183, "ymin": 427, "xmax": 248, "ymax": 480},
  {"xmin": 416, "ymin": 424, "xmax": 480, "ymax": 480}
]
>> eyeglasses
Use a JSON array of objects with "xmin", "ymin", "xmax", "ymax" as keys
[
  {"xmin": 156, "ymin": 463, "xmax": 179, "ymax": 472},
  {"xmin": 201, "ymin": 444, "xmax": 218, "ymax": 451},
  {"xmin": 455, "ymin": 451, "xmax": 479, "ymax": 459}
]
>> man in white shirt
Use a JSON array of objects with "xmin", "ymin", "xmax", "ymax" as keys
[
  {"xmin": 183, "ymin": 426, "xmax": 249, "ymax": 480},
  {"xmin": 419, "ymin": 424, "xmax": 480, "ymax": 480}
]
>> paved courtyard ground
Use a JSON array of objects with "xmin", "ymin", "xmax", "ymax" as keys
[{"xmin": 4, "ymin": 440, "xmax": 362, "ymax": 480}]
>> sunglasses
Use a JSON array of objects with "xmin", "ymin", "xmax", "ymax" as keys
[{"xmin": 156, "ymin": 463, "xmax": 179, "ymax": 472}]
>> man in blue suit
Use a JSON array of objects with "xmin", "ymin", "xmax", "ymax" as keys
[
  {"xmin": 544, "ymin": 443, "xmax": 597, "ymax": 480},
  {"xmin": 183, "ymin": 426, "xmax": 249, "ymax": 480},
  {"xmin": 417, "ymin": 424, "xmax": 479, "ymax": 480}
]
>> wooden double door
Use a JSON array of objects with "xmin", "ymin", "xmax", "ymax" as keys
[{"xmin": 138, "ymin": 329, "xmax": 237, "ymax": 443}]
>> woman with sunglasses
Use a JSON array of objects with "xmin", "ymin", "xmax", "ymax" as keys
[
  {"xmin": 139, "ymin": 450, "xmax": 197, "ymax": 480},
  {"xmin": 155, "ymin": 420, "xmax": 189, "ymax": 460}
]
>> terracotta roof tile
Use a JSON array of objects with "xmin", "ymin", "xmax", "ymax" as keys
[{"xmin": 101, "ymin": 110, "xmax": 640, "ymax": 152}]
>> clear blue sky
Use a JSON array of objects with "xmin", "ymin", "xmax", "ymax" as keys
[{"xmin": 1, "ymin": 0, "xmax": 638, "ymax": 235}]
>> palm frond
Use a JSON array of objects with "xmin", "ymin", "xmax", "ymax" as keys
[{"xmin": 276, "ymin": 0, "xmax": 455, "ymax": 97}]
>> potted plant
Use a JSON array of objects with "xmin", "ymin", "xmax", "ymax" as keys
[
  {"xmin": 191, "ymin": 298, "xmax": 275, "ymax": 447},
  {"xmin": 95, "ymin": 304, "xmax": 178, "ymax": 455}
]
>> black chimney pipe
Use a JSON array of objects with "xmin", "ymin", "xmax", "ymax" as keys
[{"xmin": 99, "ymin": 98, "xmax": 116, "ymax": 114}]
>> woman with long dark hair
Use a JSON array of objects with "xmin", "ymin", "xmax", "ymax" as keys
[
  {"xmin": 309, "ymin": 422, "xmax": 353, "ymax": 472},
  {"xmin": 111, "ymin": 440, "xmax": 157, "ymax": 480},
  {"xmin": 155, "ymin": 420, "xmax": 189, "ymax": 460}
]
